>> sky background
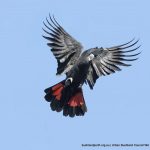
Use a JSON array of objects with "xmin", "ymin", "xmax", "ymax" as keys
[{"xmin": 0, "ymin": 0, "xmax": 150, "ymax": 150}]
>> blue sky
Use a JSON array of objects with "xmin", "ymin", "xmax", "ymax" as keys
[{"xmin": 0, "ymin": 0, "xmax": 150, "ymax": 149}]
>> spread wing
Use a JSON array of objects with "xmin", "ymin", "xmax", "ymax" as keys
[
  {"xmin": 43, "ymin": 15, "xmax": 83, "ymax": 75},
  {"xmin": 85, "ymin": 39, "xmax": 141, "ymax": 89}
]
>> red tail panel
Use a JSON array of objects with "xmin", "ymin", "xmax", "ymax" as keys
[
  {"xmin": 63, "ymin": 88, "xmax": 87, "ymax": 117},
  {"xmin": 44, "ymin": 80, "xmax": 66, "ymax": 112},
  {"xmin": 68, "ymin": 90, "xmax": 84, "ymax": 107},
  {"xmin": 44, "ymin": 80, "xmax": 65, "ymax": 102},
  {"xmin": 52, "ymin": 84, "xmax": 64, "ymax": 100},
  {"xmin": 52, "ymin": 83, "xmax": 63, "ymax": 91}
]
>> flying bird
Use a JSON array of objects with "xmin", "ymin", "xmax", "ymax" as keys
[{"xmin": 43, "ymin": 15, "xmax": 140, "ymax": 117}]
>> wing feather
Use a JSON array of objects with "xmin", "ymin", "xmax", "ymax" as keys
[
  {"xmin": 43, "ymin": 14, "xmax": 83, "ymax": 75},
  {"xmin": 86, "ymin": 39, "xmax": 140, "ymax": 89}
]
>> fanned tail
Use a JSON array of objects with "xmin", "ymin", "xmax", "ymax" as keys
[
  {"xmin": 44, "ymin": 80, "xmax": 65, "ymax": 112},
  {"xmin": 44, "ymin": 80, "xmax": 87, "ymax": 117},
  {"xmin": 63, "ymin": 88, "xmax": 87, "ymax": 117}
]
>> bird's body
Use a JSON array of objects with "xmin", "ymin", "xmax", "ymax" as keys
[
  {"xmin": 43, "ymin": 15, "xmax": 140, "ymax": 117},
  {"xmin": 66, "ymin": 53, "xmax": 93, "ymax": 87}
]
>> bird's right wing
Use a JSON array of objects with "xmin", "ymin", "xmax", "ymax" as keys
[
  {"xmin": 85, "ymin": 39, "xmax": 141, "ymax": 89},
  {"xmin": 43, "ymin": 15, "xmax": 83, "ymax": 75}
]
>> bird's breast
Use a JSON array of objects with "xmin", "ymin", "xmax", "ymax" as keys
[{"xmin": 67, "ymin": 62, "xmax": 90, "ymax": 87}]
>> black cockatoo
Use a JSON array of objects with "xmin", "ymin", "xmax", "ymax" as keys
[{"xmin": 43, "ymin": 15, "xmax": 140, "ymax": 117}]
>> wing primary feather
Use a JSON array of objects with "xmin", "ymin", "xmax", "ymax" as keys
[
  {"xmin": 47, "ymin": 43, "xmax": 64, "ymax": 49},
  {"xmin": 119, "ymin": 39, "xmax": 140, "ymax": 50},
  {"xmin": 42, "ymin": 28, "xmax": 51, "ymax": 35},
  {"xmin": 42, "ymin": 33, "xmax": 58, "ymax": 42},
  {"xmin": 103, "ymin": 59, "xmax": 121, "ymax": 71},
  {"xmin": 50, "ymin": 33, "xmax": 61, "ymax": 40},
  {"xmin": 91, "ymin": 66, "xmax": 99, "ymax": 81},
  {"xmin": 87, "ymin": 80, "xmax": 93, "ymax": 89},
  {"xmin": 52, "ymin": 15, "xmax": 65, "ymax": 33},
  {"xmin": 46, "ymin": 17, "xmax": 55, "ymax": 29},
  {"xmin": 50, "ymin": 14, "xmax": 60, "ymax": 28},
  {"xmin": 55, "ymin": 54, "xmax": 68, "ymax": 59},
  {"xmin": 42, "ymin": 35, "xmax": 51, "ymax": 41},
  {"xmin": 42, "ymin": 36, "xmax": 61, "ymax": 44},
  {"xmin": 52, "ymin": 15, "xmax": 62, "ymax": 28},
  {"xmin": 51, "ymin": 15, "xmax": 67, "ymax": 35},
  {"xmin": 101, "ymin": 67, "xmax": 110, "ymax": 75},
  {"xmin": 92, "ymin": 62, "xmax": 101, "ymax": 76},
  {"xmin": 52, "ymin": 47, "xmax": 71, "ymax": 53},
  {"xmin": 108, "ymin": 39, "xmax": 139, "ymax": 51},
  {"xmin": 113, "ymin": 45, "xmax": 141, "ymax": 54},
  {"xmin": 42, "ymin": 27, "xmax": 60, "ymax": 40},
  {"xmin": 108, "ymin": 38, "xmax": 135, "ymax": 51},
  {"xmin": 101, "ymin": 61, "xmax": 115, "ymax": 73},
  {"xmin": 92, "ymin": 61, "xmax": 106, "ymax": 76},
  {"xmin": 43, "ymin": 21, "xmax": 60, "ymax": 36},
  {"xmin": 108, "ymin": 59, "xmax": 131, "ymax": 66},
  {"xmin": 46, "ymin": 17, "xmax": 62, "ymax": 35},
  {"xmin": 49, "ymin": 15, "xmax": 64, "ymax": 34},
  {"xmin": 111, "ymin": 57, "xmax": 138, "ymax": 61},
  {"xmin": 99, "ymin": 66, "xmax": 106, "ymax": 75},
  {"xmin": 52, "ymin": 49, "xmax": 69, "ymax": 55},
  {"xmin": 113, "ymin": 52, "xmax": 141, "ymax": 57}
]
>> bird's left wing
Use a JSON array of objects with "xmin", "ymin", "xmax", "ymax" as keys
[
  {"xmin": 43, "ymin": 15, "xmax": 83, "ymax": 75},
  {"xmin": 85, "ymin": 39, "xmax": 141, "ymax": 89}
]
